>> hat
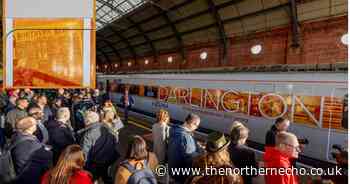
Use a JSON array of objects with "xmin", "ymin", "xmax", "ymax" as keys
[
  {"xmin": 16, "ymin": 117, "xmax": 37, "ymax": 131},
  {"xmin": 206, "ymin": 132, "xmax": 230, "ymax": 153}
]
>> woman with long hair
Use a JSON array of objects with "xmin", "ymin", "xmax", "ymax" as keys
[
  {"xmin": 114, "ymin": 135, "xmax": 158, "ymax": 184},
  {"xmin": 187, "ymin": 132, "xmax": 243, "ymax": 184},
  {"xmin": 152, "ymin": 109, "xmax": 170, "ymax": 163},
  {"xmin": 41, "ymin": 144, "xmax": 93, "ymax": 184}
]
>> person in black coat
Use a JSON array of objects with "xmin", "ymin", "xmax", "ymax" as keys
[
  {"xmin": 46, "ymin": 107, "xmax": 76, "ymax": 163},
  {"xmin": 229, "ymin": 123, "xmax": 257, "ymax": 184},
  {"xmin": 11, "ymin": 117, "xmax": 52, "ymax": 184},
  {"xmin": 265, "ymin": 117, "xmax": 290, "ymax": 147},
  {"xmin": 78, "ymin": 111, "xmax": 119, "ymax": 184},
  {"xmin": 29, "ymin": 106, "xmax": 49, "ymax": 144},
  {"xmin": 119, "ymin": 89, "xmax": 134, "ymax": 123}
]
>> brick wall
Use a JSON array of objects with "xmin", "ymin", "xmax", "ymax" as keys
[{"xmin": 106, "ymin": 16, "xmax": 347, "ymax": 72}]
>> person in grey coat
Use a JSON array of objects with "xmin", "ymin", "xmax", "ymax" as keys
[
  {"xmin": 5, "ymin": 98, "xmax": 29, "ymax": 138},
  {"xmin": 79, "ymin": 111, "xmax": 119, "ymax": 184}
]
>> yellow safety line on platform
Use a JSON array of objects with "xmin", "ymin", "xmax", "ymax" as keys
[{"xmin": 127, "ymin": 119, "xmax": 152, "ymax": 131}]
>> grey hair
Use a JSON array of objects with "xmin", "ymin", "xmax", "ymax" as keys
[{"xmin": 84, "ymin": 111, "xmax": 100, "ymax": 125}]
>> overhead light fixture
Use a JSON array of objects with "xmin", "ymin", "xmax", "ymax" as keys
[
  {"xmin": 341, "ymin": 33, "xmax": 348, "ymax": 45},
  {"xmin": 251, "ymin": 44, "xmax": 262, "ymax": 55},
  {"xmin": 168, "ymin": 56, "xmax": 173, "ymax": 63},
  {"xmin": 145, "ymin": 59, "xmax": 149, "ymax": 65},
  {"xmin": 128, "ymin": 62, "xmax": 132, "ymax": 67},
  {"xmin": 200, "ymin": 51, "xmax": 208, "ymax": 60}
]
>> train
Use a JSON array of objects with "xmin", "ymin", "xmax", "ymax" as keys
[{"xmin": 97, "ymin": 72, "xmax": 348, "ymax": 164}]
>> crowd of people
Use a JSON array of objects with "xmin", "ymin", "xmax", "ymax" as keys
[{"xmin": 0, "ymin": 88, "xmax": 347, "ymax": 184}]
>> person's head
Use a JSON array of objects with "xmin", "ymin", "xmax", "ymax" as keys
[
  {"xmin": 104, "ymin": 99, "xmax": 113, "ymax": 107},
  {"xmin": 157, "ymin": 109, "xmax": 170, "ymax": 124},
  {"xmin": 16, "ymin": 98, "xmax": 29, "ymax": 109},
  {"xmin": 13, "ymin": 89, "xmax": 20, "ymax": 96},
  {"xmin": 37, "ymin": 95, "xmax": 48, "ymax": 106},
  {"xmin": 102, "ymin": 110, "xmax": 116, "ymax": 124},
  {"xmin": 16, "ymin": 117, "xmax": 37, "ymax": 134},
  {"xmin": 53, "ymin": 98, "xmax": 63, "ymax": 107},
  {"xmin": 19, "ymin": 90, "xmax": 26, "ymax": 98},
  {"xmin": 205, "ymin": 132, "xmax": 231, "ymax": 167},
  {"xmin": 24, "ymin": 88, "xmax": 32, "ymax": 93},
  {"xmin": 58, "ymin": 88, "xmax": 65, "ymax": 95},
  {"xmin": 93, "ymin": 89, "xmax": 99, "ymax": 97},
  {"xmin": 49, "ymin": 145, "xmax": 85, "ymax": 184},
  {"xmin": 56, "ymin": 107, "xmax": 70, "ymax": 122},
  {"xmin": 9, "ymin": 95, "xmax": 17, "ymax": 105},
  {"xmin": 125, "ymin": 135, "xmax": 148, "ymax": 161},
  {"xmin": 275, "ymin": 117, "xmax": 290, "ymax": 131},
  {"xmin": 84, "ymin": 111, "xmax": 99, "ymax": 126},
  {"xmin": 63, "ymin": 91, "xmax": 70, "ymax": 98},
  {"xmin": 125, "ymin": 89, "xmax": 129, "ymax": 96},
  {"xmin": 184, "ymin": 113, "xmax": 200, "ymax": 132},
  {"xmin": 275, "ymin": 131, "xmax": 300, "ymax": 158},
  {"xmin": 28, "ymin": 106, "xmax": 44, "ymax": 121},
  {"xmin": 230, "ymin": 124, "xmax": 249, "ymax": 145}
]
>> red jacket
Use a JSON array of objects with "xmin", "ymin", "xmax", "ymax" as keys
[
  {"xmin": 41, "ymin": 170, "xmax": 93, "ymax": 184},
  {"xmin": 263, "ymin": 147, "xmax": 299, "ymax": 184}
]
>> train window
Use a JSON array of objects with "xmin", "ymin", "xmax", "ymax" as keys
[
  {"xmin": 129, "ymin": 85, "xmax": 139, "ymax": 95},
  {"xmin": 144, "ymin": 86, "xmax": 157, "ymax": 98}
]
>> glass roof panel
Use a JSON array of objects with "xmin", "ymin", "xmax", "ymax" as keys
[{"xmin": 96, "ymin": 0, "xmax": 146, "ymax": 30}]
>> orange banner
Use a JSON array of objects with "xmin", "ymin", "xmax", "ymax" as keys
[{"xmin": 11, "ymin": 19, "xmax": 86, "ymax": 88}]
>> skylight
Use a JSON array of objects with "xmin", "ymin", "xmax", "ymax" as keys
[{"xmin": 96, "ymin": 0, "xmax": 146, "ymax": 30}]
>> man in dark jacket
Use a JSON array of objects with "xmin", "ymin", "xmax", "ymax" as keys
[
  {"xmin": 46, "ymin": 107, "xmax": 76, "ymax": 163},
  {"xmin": 34, "ymin": 95, "xmax": 53, "ymax": 123},
  {"xmin": 29, "ymin": 106, "xmax": 49, "ymax": 144},
  {"xmin": 229, "ymin": 123, "xmax": 257, "ymax": 184},
  {"xmin": 265, "ymin": 117, "xmax": 290, "ymax": 147},
  {"xmin": 11, "ymin": 117, "xmax": 52, "ymax": 184},
  {"xmin": 5, "ymin": 98, "xmax": 29, "ymax": 137},
  {"xmin": 119, "ymin": 89, "xmax": 134, "ymax": 123},
  {"xmin": 168, "ymin": 113, "xmax": 203, "ymax": 184},
  {"xmin": 4, "ymin": 95, "xmax": 17, "ymax": 114},
  {"xmin": 79, "ymin": 111, "xmax": 119, "ymax": 184}
]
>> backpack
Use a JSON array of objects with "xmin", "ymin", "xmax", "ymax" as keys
[
  {"xmin": 121, "ymin": 159, "xmax": 157, "ymax": 184},
  {"xmin": 0, "ymin": 137, "xmax": 33, "ymax": 184}
]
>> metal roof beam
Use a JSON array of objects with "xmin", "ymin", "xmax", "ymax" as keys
[
  {"xmin": 107, "ymin": 24, "xmax": 138, "ymax": 63},
  {"xmin": 127, "ymin": 17, "xmax": 158, "ymax": 62},
  {"xmin": 97, "ymin": 47, "xmax": 111, "ymax": 63},
  {"xmin": 104, "ymin": 0, "xmax": 243, "ymax": 46},
  {"xmin": 152, "ymin": 4, "xmax": 186, "ymax": 62},
  {"xmin": 206, "ymin": 0, "xmax": 228, "ymax": 65},
  {"xmin": 102, "ymin": 3, "xmax": 290, "ymax": 54},
  {"xmin": 289, "ymin": 0, "xmax": 300, "ymax": 47},
  {"xmin": 97, "ymin": 33, "xmax": 122, "ymax": 61}
]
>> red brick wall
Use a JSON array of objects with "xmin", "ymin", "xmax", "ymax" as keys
[{"xmin": 101, "ymin": 16, "xmax": 347, "ymax": 72}]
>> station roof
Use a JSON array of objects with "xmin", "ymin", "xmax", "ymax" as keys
[{"xmin": 96, "ymin": 0, "xmax": 347, "ymax": 64}]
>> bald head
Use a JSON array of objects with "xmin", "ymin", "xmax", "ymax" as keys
[{"xmin": 276, "ymin": 131, "xmax": 300, "ymax": 158}]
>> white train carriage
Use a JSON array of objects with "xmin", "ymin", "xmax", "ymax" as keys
[{"xmin": 97, "ymin": 72, "xmax": 347, "ymax": 164}]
